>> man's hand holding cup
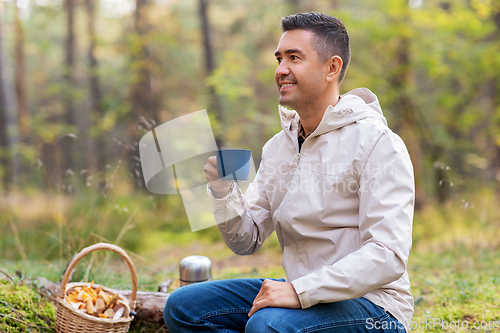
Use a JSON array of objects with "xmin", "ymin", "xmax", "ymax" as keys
[
  {"xmin": 204, "ymin": 149, "xmax": 252, "ymax": 198},
  {"xmin": 203, "ymin": 156, "xmax": 232, "ymax": 198}
]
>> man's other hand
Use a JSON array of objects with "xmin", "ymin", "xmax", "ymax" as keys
[
  {"xmin": 248, "ymin": 279, "xmax": 301, "ymax": 317},
  {"xmin": 203, "ymin": 156, "xmax": 232, "ymax": 198}
]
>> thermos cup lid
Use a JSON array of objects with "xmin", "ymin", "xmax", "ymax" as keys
[{"xmin": 180, "ymin": 255, "xmax": 212, "ymax": 282}]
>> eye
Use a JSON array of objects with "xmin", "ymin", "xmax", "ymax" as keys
[
  {"xmin": 276, "ymin": 57, "xmax": 282, "ymax": 64},
  {"xmin": 290, "ymin": 55, "xmax": 298, "ymax": 61}
]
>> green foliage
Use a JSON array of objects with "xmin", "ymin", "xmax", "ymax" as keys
[
  {"xmin": 206, "ymin": 50, "xmax": 255, "ymax": 102},
  {"xmin": 338, "ymin": 0, "xmax": 500, "ymax": 197},
  {"xmin": 3, "ymin": 0, "xmax": 499, "ymax": 199}
]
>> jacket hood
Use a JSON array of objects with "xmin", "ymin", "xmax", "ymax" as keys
[{"xmin": 279, "ymin": 87, "xmax": 387, "ymax": 137}]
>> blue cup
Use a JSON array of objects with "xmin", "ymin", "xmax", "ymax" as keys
[{"xmin": 217, "ymin": 149, "xmax": 252, "ymax": 181}]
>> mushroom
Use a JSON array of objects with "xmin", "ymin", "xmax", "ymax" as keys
[
  {"xmin": 104, "ymin": 308, "xmax": 114, "ymax": 318},
  {"xmin": 94, "ymin": 298, "xmax": 105, "ymax": 314}
]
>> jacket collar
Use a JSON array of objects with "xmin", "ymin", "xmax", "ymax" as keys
[{"xmin": 279, "ymin": 87, "xmax": 387, "ymax": 138}]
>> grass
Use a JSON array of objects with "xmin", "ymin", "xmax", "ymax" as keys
[
  {"xmin": 407, "ymin": 188, "xmax": 500, "ymax": 332},
  {"xmin": 1, "ymin": 179, "xmax": 499, "ymax": 332},
  {"xmin": 409, "ymin": 249, "xmax": 500, "ymax": 332}
]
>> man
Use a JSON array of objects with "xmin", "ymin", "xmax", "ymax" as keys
[{"xmin": 164, "ymin": 12, "xmax": 414, "ymax": 333}]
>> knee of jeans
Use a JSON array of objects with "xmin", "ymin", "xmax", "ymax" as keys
[
  {"xmin": 245, "ymin": 310, "xmax": 281, "ymax": 333},
  {"xmin": 163, "ymin": 287, "xmax": 192, "ymax": 327}
]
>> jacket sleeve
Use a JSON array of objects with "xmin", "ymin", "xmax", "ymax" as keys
[
  {"xmin": 208, "ymin": 153, "xmax": 276, "ymax": 255},
  {"xmin": 291, "ymin": 131, "xmax": 415, "ymax": 308}
]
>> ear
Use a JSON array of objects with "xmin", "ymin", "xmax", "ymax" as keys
[{"xmin": 326, "ymin": 55, "xmax": 343, "ymax": 82}]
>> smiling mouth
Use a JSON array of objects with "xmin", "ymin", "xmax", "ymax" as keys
[{"xmin": 280, "ymin": 83, "xmax": 296, "ymax": 90}]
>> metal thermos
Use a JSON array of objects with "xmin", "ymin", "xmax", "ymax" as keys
[{"xmin": 179, "ymin": 255, "xmax": 212, "ymax": 286}]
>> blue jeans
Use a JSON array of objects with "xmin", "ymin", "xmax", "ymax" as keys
[{"xmin": 163, "ymin": 278, "xmax": 406, "ymax": 333}]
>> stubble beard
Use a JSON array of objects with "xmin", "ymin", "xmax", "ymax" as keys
[{"xmin": 280, "ymin": 92, "xmax": 317, "ymax": 119}]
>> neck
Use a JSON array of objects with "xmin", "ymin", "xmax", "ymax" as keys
[{"xmin": 298, "ymin": 91, "xmax": 340, "ymax": 137}]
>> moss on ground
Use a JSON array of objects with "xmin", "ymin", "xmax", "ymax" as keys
[{"xmin": 0, "ymin": 279, "xmax": 56, "ymax": 333}]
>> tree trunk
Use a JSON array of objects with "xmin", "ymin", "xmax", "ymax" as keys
[
  {"xmin": 131, "ymin": 0, "xmax": 153, "ymax": 121},
  {"xmin": 13, "ymin": 4, "xmax": 30, "ymax": 187},
  {"xmin": 199, "ymin": 0, "xmax": 223, "ymax": 148},
  {"xmin": 490, "ymin": 8, "xmax": 500, "ymax": 193},
  {"xmin": 62, "ymin": 0, "xmax": 76, "ymax": 183},
  {"xmin": 494, "ymin": 75, "xmax": 500, "ymax": 193},
  {"xmin": 287, "ymin": 0, "xmax": 300, "ymax": 12},
  {"xmin": 388, "ymin": 9, "xmax": 429, "ymax": 208},
  {"xmin": 127, "ymin": 0, "xmax": 155, "ymax": 189},
  {"xmin": 84, "ymin": 0, "xmax": 106, "ymax": 186},
  {"xmin": 0, "ymin": 1, "xmax": 19, "ymax": 193},
  {"xmin": 329, "ymin": 0, "xmax": 340, "ymax": 10},
  {"xmin": 0, "ymin": 1, "xmax": 9, "ymax": 193},
  {"xmin": 14, "ymin": 4, "xmax": 29, "ymax": 143}
]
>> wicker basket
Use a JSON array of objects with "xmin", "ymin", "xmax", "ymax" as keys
[{"xmin": 56, "ymin": 243, "xmax": 138, "ymax": 333}]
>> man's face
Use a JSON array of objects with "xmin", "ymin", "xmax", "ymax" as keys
[{"xmin": 274, "ymin": 29, "xmax": 329, "ymax": 112}]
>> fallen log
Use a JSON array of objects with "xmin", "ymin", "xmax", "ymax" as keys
[
  {"xmin": 32, "ymin": 277, "xmax": 170, "ymax": 326},
  {"xmin": 115, "ymin": 289, "xmax": 169, "ymax": 325}
]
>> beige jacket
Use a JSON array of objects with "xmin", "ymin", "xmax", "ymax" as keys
[{"xmin": 209, "ymin": 87, "xmax": 414, "ymax": 331}]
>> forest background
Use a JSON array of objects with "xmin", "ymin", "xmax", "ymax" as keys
[{"xmin": 1, "ymin": 0, "xmax": 500, "ymax": 332}]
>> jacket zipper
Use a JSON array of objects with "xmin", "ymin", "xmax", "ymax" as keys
[{"xmin": 292, "ymin": 153, "xmax": 301, "ymax": 174}]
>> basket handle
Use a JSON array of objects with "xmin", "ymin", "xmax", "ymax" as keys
[{"xmin": 57, "ymin": 243, "xmax": 138, "ymax": 310}]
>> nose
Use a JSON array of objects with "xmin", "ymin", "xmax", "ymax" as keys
[{"xmin": 275, "ymin": 61, "xmax": 290, "ymax": 78}]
